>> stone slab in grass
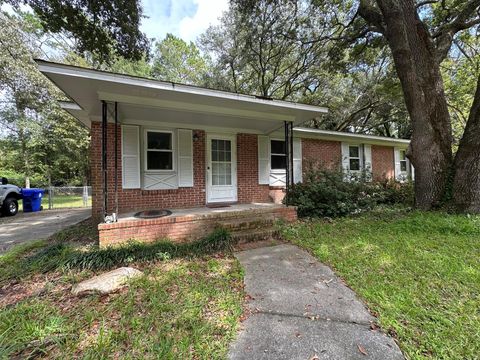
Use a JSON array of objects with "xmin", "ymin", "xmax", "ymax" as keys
[{"xmin": 72, "ymin": 267, "xmax": 143, "ymax": 296}]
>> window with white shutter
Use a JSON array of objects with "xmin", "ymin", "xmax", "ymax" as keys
[
  {"xmin": 177, "ymin": 129, "xmax": 193, "ymax": 187},
  {"xmin": 258, "ymin": 135, "xmax": 270, "ymax": 184},
  {"xmin": 121, "ymin": 125, "xmax": 140, "ymax": 189}
]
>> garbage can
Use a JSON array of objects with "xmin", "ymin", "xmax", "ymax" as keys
[{"xmin": 22, "ymin": 188, "xmax": 44, "ymax": 212}]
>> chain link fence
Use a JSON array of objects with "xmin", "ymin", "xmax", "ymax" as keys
[{"xmin": 44, "ymin": 186, "xmax": 92, "ymax": 209}]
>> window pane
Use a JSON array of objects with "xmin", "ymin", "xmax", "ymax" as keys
[
  {"xmin": 272, "ymin": 155, "xmax": 287, "ymax": 169},
  {"xmin": 400, "ymin": 150, "xmax": 406, "ymax": 161},
  {"xmin": 212, "ymin": 174, "xmax": 219, "ymax": 185},
  {"xmin": 225, "ymin": 141, "xmax": 231, "ymax": 151},
  {"xmin": 349, "ymin": 146, "xmax": 359, "ymax": 158},
  {"xmin": 400, "ymin": 160, "xmax": 407, "ymax": 172},
  {"xmin": 148, "ymin": 132, "xmax": 171, "ymax": 150},
  {"xmin": 350, "ymin": 158, "xmax": 360, "ymax": 171},
  {"xmin": 271, "ymin": 140, "xmax": 286, "ymax": 154},
  {"xmin": 147, "ymin": 151, "xmax": 172, "ymax": 170}
]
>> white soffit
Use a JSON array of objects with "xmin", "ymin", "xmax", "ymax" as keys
[{"xmin": 36, "ymin": 60, "xmax": 328, "ymax": 132}]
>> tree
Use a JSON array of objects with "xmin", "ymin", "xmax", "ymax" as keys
[
  {"xmin": 0, "ymin": 11, "xmax": 89, "ymax": 187},
  {"xmin": 152, "ymin": 34, "xmax": 209, "ymax": 85},
  {"xmin": 199, "ymin": 0, "xmax": 327, "ymax": 100},
  {"xmin": 355, "ymin": 0, "xmax": 480, "ymax": 211},
  {"xmin": 234, "ymin": 0, "xmax": 480, "ymax": 212},
  {"xmin": 2, "ymin": 0, "xmax": 150, "ymax": 62}
]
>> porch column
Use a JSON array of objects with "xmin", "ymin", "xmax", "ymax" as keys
[
  {"xmin": 284, "ymin": 121, "xmax": 294, "ymax": 203},
  {"xmin": 101, "ymin": 100, "xmax": 108, "ymax": 220}
]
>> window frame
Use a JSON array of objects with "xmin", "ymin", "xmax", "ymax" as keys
[
  {"xmin": 144, "ymin": 129, "xmax": 175, "ymax": 173},
  {"xmin": 270, "ymin": 139, "xmax": 287, "ymax": 172},
  {"xmin": 348, "ymin": 144, "xmax": 362, "ymax": 172},
  {"xmin": 399, "ymin": 149, "xmax": 408, "ymax": 173}
]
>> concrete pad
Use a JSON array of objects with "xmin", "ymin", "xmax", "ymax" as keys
[
  {"xmin": 230, "ymin": 244, "xmax": 404, "ymax": 360},
  {"xmin": 0, "ymin": 208, "xmax": 91, "ymax": 253}
]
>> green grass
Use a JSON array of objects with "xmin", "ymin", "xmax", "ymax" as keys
[
  {"xmin": 0, "ymin": 227, "xmax": 244, "ymax": 359},
  {"xmin": 18, "ymin": 195, "xmax": 92, "ymax": 211},
  {"xmin": 281, "ymin": 207, "xmax": 480, "ymax": 359}
]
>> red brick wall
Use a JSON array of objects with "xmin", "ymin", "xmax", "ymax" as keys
[
  {"xmin": 301, "ymin": 138, "xmax": 342, "ymax": 174},
  {"xmin": 91, "ymin": 122, "xmax": 207, "ymax": 220},
  {"xmin": 237, "ymin": 133, "xmax": 270, "ymax": 202},
  {"xmin": 90, "ymin": 124, "xmax": 273, "ymax": 221},
  {"xmin": 372, "ymin": 145, "xmax": 395, "ymax": 181}
]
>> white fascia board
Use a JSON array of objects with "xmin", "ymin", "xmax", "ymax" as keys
[
  {"xmin": 294, "ymin": 127, "xmax": 410, "ymax": 147},
  {"xmin": 36, "ymin": 60, "xmax": 329, "ymax": 115},
  {"xmin": 58, "ymin": 101, "xmax": 82, "ymax": 111}
]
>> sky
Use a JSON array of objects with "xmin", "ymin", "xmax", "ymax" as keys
[{"xmin": 140, "ymin": 0, "xmax": 229, "ymax": 43}]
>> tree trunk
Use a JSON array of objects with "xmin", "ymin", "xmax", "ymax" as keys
[
  {"xmin": 452, "ymin": 75, "xmax": 480, "ymax": 212},
  {"xmin": 371, "ymin": 0, "xmax": 454, "ymax": 209}
]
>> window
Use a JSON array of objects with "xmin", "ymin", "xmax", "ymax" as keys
[
  {"xmin": 145, "ymin": 131, "xmax": 173, "ymax": 171},
  {"xmin": 349, "ymin": 145, "xmax": 361, "ymax": 171},
  {"xmin": 271, "ymin": 140, "xmax": 286, "ymax": 170},
  {"xmin": 399, "ymin": 150, "xmax": 407, "ymax": 172}
]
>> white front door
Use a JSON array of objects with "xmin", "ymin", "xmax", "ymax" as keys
[{"xmin": 206, "ymin": 135, "xmax": 237, "ymax": 203}]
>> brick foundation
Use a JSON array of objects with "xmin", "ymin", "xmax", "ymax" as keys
[{"xmin": 98, "ymin": 206, "xmax": 297, "ymax": 247}]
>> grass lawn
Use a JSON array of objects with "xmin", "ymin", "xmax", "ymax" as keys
[
  {"xmin": 18, "ymin": 195, "xmax": 92, "ymax": 211},
  {"xmin": 0, "ymin": 223, "xmax": 244, "ymax": 359},
  {"xmin": 281, "ymin": 207, "xmax": 480, "ymax": 359}
]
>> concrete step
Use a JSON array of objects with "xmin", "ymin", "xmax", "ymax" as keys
[{"xmin": 231, "ymin": 228, "xmax": 280, "ymax": 245}]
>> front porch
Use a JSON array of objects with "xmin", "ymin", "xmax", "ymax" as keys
[{"xmin": 98, "ymin": 203, "xmax": 297, "ymax": 247}]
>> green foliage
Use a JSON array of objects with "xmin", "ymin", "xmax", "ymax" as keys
[
  {"xmin": 0, "ymin": 256, "xmax": 244, "ymax": 358},
  {"xmin": 282, "ymin": 209, "xmax": 480, "ymax": 358},
  {"xmin": 152, "ymin": 34, "xmax": 209, "ymax": 85},
  {"xmin": 0, "ymin": 228, "xmax": 232, "ymax": 283},
  {"xmin": 5, "ymin": 0, "xmax": 149, "ymax": 61},
  {"xmin": 284, "ymin": 167, "xmax": 413, "ymax": 218}
]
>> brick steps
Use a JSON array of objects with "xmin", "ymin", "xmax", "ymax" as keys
[
  {"xmin": 98, "ymin": 205, "xmax": 297, "ymax": 247},
  {"xmin": 231, "ymin": 228, "xmax": 280, "ymax": 245}
]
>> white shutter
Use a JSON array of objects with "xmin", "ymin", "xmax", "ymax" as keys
[
  {"xmin": 410, "ymin": 162, "xmax": 415, "ymax": 181},
  {"xmin": 293, "ymin": 138, "xmax": 302, "ymax": 183},
  {"xmin": 394, "ymin": 147, "xmax": 402, "ymax": 181},
  {"xmin": 258, "ymin": 135, "xmax": 270, "ymax": 184},
  {"xmin": 341, "ymin": 142, "xmax": 350, "ymax": 179},
  {"xmin": 122, "ymin": 125, "xmax": 140, "ymax": 189},
  {"xmin": 363, "ymin": 144, "xmax": 372, "ymax": 182},
  {"xmin": 177, "ymin": 129, "xmax": 193, "ymax": 187}
]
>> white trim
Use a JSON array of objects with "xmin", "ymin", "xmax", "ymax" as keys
[
  {"xmin": 36, "ymin": 60, "xmax": 329, "ymax": 114},
  {"xmin": 144, "ymin": 129, "xmax": 175, "ymax": 173},
  {"xmin": 295, "ymin": 127, "xmax": 410, "ymax": 147}
]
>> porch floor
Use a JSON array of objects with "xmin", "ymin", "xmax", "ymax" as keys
[{"xmin": 118, "ymin": 203, "xmax": 284, "ymax": 222}]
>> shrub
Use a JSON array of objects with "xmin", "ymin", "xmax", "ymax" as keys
[{"xmin": 284, "ymin": 168, "xmax": 413, "ymax": 218}]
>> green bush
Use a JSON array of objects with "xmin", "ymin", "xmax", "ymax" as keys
[{"xmin": 284, "ymin": 168, "xmax": 413, "ymax": 218}]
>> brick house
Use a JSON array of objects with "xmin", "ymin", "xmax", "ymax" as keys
[{"xmin": 37, "ymin": 60, "xmax": 412, "ymax": 246}]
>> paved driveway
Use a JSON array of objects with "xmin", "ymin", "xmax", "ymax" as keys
[
  {"xmin": 0, "ymin": 208, "xmax": 91, "ymax": 253},
  {"xmin": 230, "ymin": 244, "xmax": 404, "ymax": 360}
]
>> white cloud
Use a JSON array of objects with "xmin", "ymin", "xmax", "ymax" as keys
[{"xmin": 178, "ymin": 0, "xmax": 229, "ymax": 42}]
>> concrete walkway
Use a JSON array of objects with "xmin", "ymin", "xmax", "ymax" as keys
[
  {"xmin": 0, "ymin": 208, "xmax": 91, "ymax": 253},
  {"xmin": 229, "ymin": 244, "xmax": 404, "ymax": 360}
]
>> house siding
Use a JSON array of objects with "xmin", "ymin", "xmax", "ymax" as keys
[
  {"xmin": 237, "ymin": 133, "xmax": 270, "ymax": 203},
  {"xmin": 91, "ymin": 122, "xmax": 206, "ymax": 221},
  {"xmin": 301, "ymin": 138, "xmax": 342, "ymax": 174},
  {"xmin": 91, "ymin": 124, "xmax": 272, "ymax": 221},
  {"xmin": 372, "ymin": 145, "xmax": 395, "ymax": 181}
]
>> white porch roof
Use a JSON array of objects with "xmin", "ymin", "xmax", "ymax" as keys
[{"xmin": 36, "ymin": 60, "xmax": 328, "ymax": 133}]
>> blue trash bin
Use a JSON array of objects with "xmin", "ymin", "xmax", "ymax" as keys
[{"xmin": 22, "ymin": 188, "xmax": 44, "ymax": 212}]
